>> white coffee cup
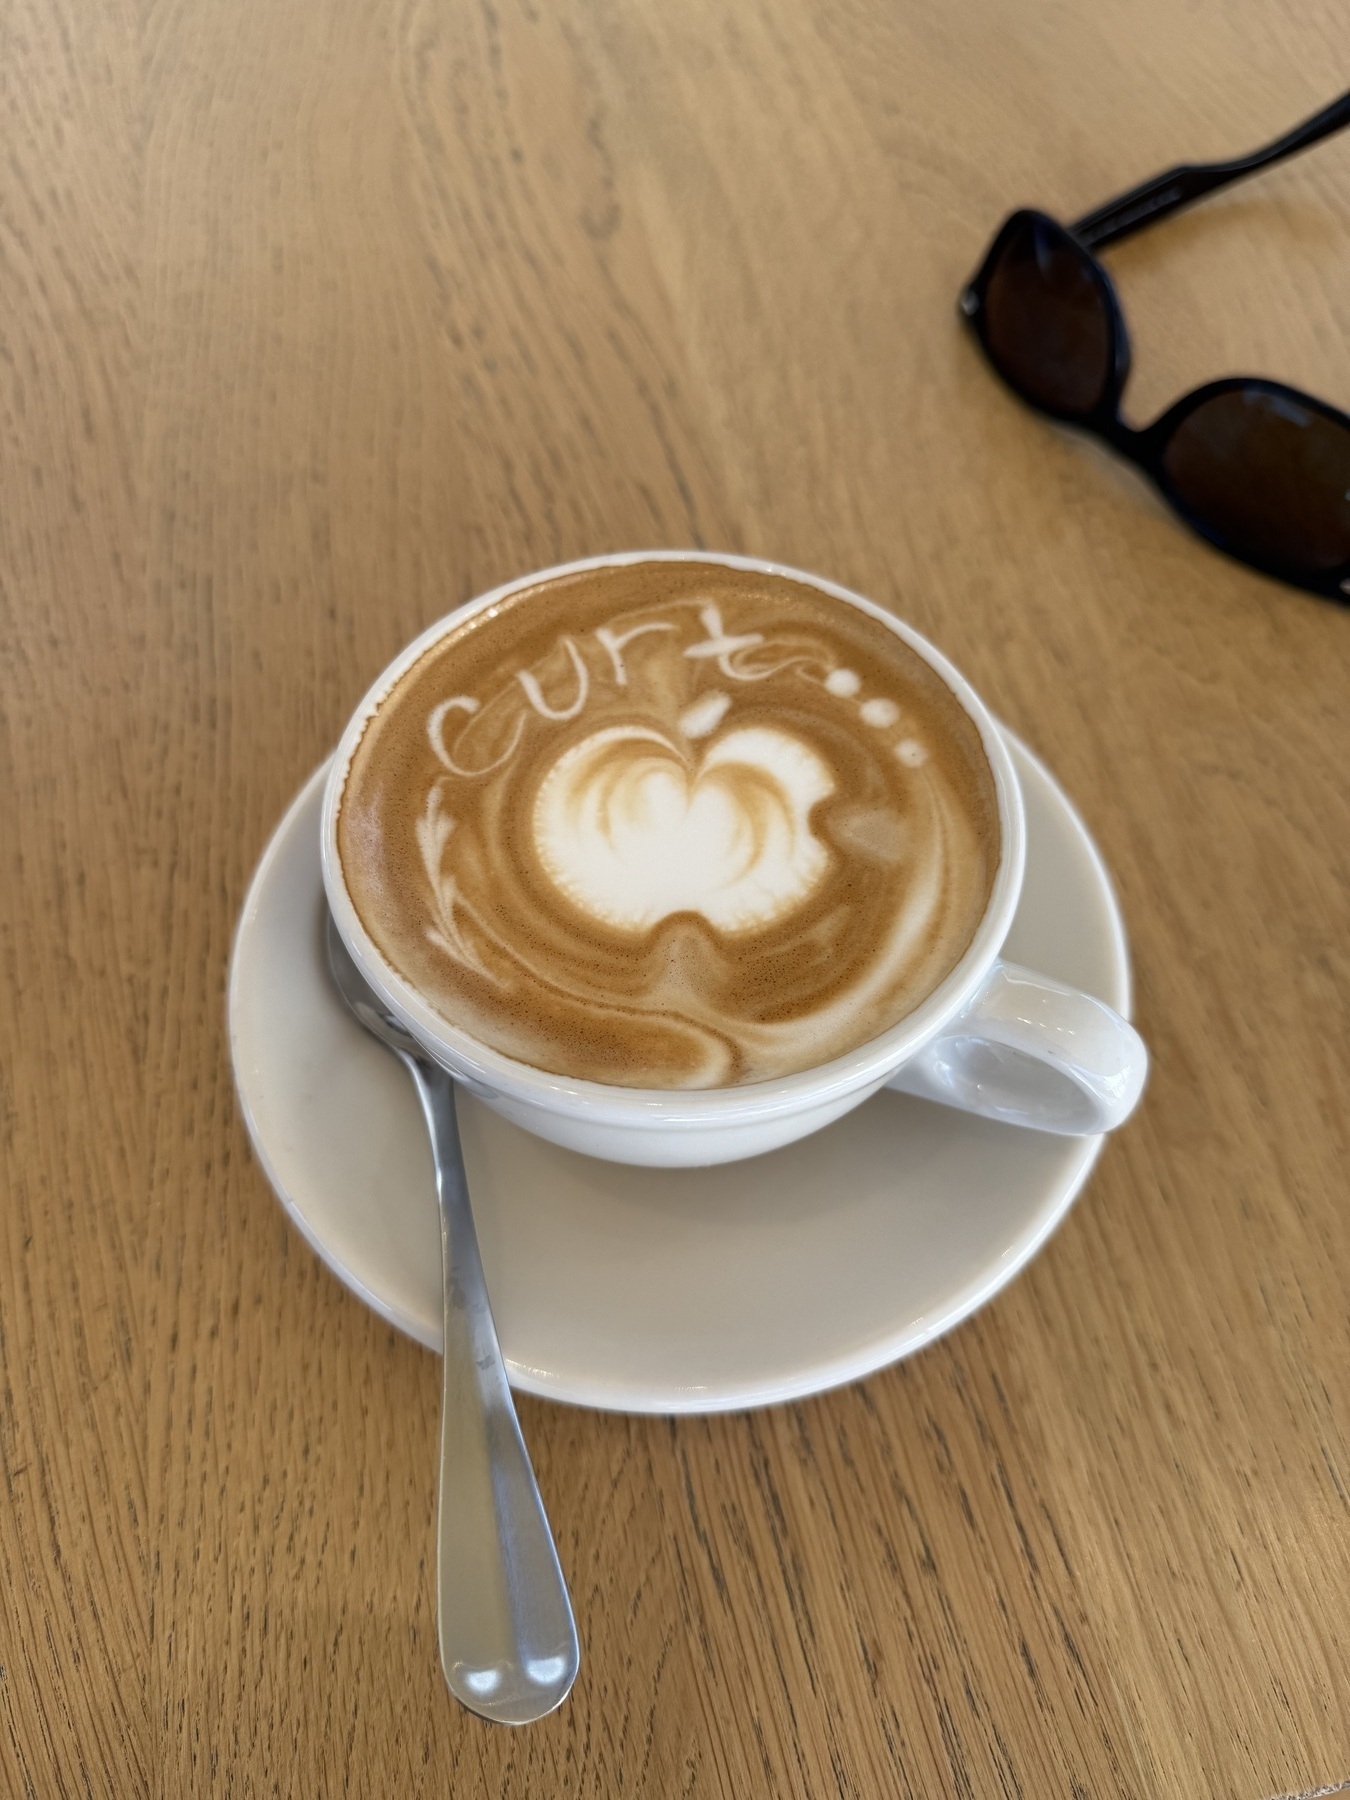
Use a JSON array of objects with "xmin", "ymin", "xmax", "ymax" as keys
[{"xmin": 322, "ymin": 552, "xmax": 1147, "ymax": 1167}]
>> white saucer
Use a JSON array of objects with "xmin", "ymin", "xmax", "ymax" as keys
[{"xmin": 229, "ymin": 733, "xmax": 1131, "ymax": 1414}]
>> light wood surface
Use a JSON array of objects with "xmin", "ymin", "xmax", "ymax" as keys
[{"xmin": 2, "ymin": 2, "xmax": 1347, "ymax": 1793}]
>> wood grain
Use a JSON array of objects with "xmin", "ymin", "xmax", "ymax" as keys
[{"xmin": 1, "ymin": 0, "xmax": 1347, "ymax": 1793}]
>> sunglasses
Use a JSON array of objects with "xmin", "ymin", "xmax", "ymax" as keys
[{"xmin": 962, "ymin": 90, "xmax": 1350, "ymax": 603}]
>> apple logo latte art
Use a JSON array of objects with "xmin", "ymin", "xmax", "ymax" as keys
[{"xmin": 336, "ymin": 562, "xmax": 1000, "ymax": 1088}]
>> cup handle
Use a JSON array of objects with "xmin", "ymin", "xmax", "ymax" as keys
[{"xmin": 885, "ymin": 960, "xmax": 1147, "ymax": 1136}]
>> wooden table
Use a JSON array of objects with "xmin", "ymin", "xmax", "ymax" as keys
[{"xmin": 3, "ymin": 3, "xmax": 1347, "ymax": 1793}]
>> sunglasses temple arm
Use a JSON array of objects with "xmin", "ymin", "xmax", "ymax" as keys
[{"xmin": 1070, "ymin": 87, "xmax": 1350, "ymax": 250}]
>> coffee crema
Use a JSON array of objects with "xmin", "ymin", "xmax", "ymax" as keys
[{"xmin": 336, "ymin": 562, "xmax": 1000, "ymax": 1088}]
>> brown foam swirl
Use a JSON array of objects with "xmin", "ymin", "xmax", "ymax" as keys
[{"xmin": 337, "ymin": 562, "xmax": 1000, "ymax": 1088}]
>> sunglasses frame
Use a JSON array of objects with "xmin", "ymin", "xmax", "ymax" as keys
[{"xmin": 961, "ymin": 90, "xmax": 1350, "ymax": 603}]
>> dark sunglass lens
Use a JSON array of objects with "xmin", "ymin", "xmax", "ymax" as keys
[
  {"xmin": 980, "ymin": 215, "xmax": 1116, "ymax": 418},
  {"xmin": 1161, "ymin": 388, "xmax": 1350, "ymax": 576}
]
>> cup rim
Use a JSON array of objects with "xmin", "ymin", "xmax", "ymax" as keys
[{"xmin": 321, "ymin": 550, "xmax": 1026, "ymax": 1126}]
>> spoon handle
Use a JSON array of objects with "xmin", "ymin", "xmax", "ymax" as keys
[{"xmin": 405, "ymin": 1058, "xmax": 579, "ymax": 1725}]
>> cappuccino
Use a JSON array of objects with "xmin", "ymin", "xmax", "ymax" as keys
[{"xmin": 336, "ymin": 561, "xmax": 999, "ymax": 1088}]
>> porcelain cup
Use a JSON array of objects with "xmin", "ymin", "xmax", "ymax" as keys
[{"xmin": 322, "ymin": 552, "xmax": 1147, "ymax": 1167}]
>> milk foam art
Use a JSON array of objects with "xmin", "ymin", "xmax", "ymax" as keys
[{"xmin": 336, "ymin": 563, "xmax": 1000, "ymax": 1088}]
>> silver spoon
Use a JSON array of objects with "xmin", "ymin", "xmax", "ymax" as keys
[{"xmin": 324, "ymin": 909, "xmax": 579, "ymax": 1724}]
